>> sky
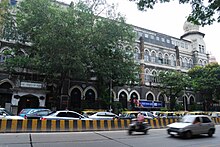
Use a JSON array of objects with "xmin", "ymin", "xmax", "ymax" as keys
[{"xmin": 59, "ymin": 0, "xmax": 220, "ymax": 63}]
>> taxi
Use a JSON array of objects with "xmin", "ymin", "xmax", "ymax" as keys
[
  {"xmin": 158, "ymin": 111, "xmax": 179, "ymax": 119},
  {"xmin": 81, "ymin": 109, "xmax": 106, "ymax": 117}
]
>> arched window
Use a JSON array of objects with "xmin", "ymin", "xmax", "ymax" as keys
[
  {"xmin": 183, "ymin": 58, "xmax": 187, "ymax": 68},
  {"xmin": 199, "ymin": 60, "xmax": 203, "ymax": 66},
  {"xmin": 189, "ymin": 59, "xmax": 193, "ymax": 68},
  {"xmin": 151, "ymin": 51, "xmax": 156, "ymax": 63},
  {"xmin": 0, "ymin": 48, "xmax": 12, "ymax": 63},
  {"xmin": 144, "ymin": 50, "xmax": 150, "ymax": 62},
  {"xmin": 164, "ymin": 54, "xmax": 169, "ymax": 65},
  {"xmin": 152, "ymin": 70, "xmax": 157, "ymax": 83},
  {"xmin": 146, "ymin": 93, "xmax": 154, "ymax": 101},
  {"xmin": 134, "ymin": 48, "xmax": 140, "ymax": 61},
  {"xmin": 170, "ymin": 54, "xmax": 176, "ymax": 66},
  {"xmin": 158, "ymin": 52, "xmax": 163, "ymax": 64},
  {"xmin": 145, "ymin": 69, "xmax": 150, "ymax": 82},
  {"xmin": 189, "ymin": 96, "xmax": 195, "ymax": 105}
]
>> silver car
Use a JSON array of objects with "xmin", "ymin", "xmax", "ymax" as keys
[{"xmin": 167, "ymin": 115, "xmax": 215, "ymax": 138}]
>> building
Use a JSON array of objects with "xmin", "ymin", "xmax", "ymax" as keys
[
  {"xmin": 113, "ymin": 21, "xmax": 210, "ymax": 111},
  {"xmin": 0, "ymin": 0, "xmax": 212, "ymax": 113}
]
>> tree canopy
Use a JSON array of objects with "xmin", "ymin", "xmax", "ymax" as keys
[
  {"xmin": 128, "ymin": 0, "xmax": 220, "ymax": 26},
  {"xmin": 1, "ymin": 0, "xmax": 139, "ymax": 99},
  {"xmin": 188, "ymin": 63, "xmax": 220, "ymax": 110},
  {"xmin": 158, "ymin": 70, "xmax": 190, "ymax": 110}
]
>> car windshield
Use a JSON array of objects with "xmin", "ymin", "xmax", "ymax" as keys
[{"xmin": 180, "ymin": 116, "xmax": 195, "ymax": 123}]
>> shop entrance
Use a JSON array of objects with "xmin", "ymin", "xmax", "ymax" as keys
[{"xmin": 18, "ymin": 95, "xmax": 39, "ymax": 114}]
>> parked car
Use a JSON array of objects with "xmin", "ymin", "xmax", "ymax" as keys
[
  {"xmin": 167, "ymin": 115, "xmax": 215, "ymax": 138},
  {"xmin": 19, "ymin": 108, "xmax": 52, "ymax": 119},
  {"xmin": 119, "ymin": 111, "xmax": 139, "ymax": 120},
  {"xmin": 0, "ymin": 108, "xmax": 24, "ymax": 120},
  {"xmin": 119, "ymin": 111, "xmax": 154, "ymax": 120},
  {"xmin": 158, "ymin": 111, "xmax": 179, "ymax": 119},
  {"xmin": 140, "ymin": 111, "xmax": 155, "ymax": 119},
  {"xmin": 81, "ymin": 109, "xmax": 106, "ymax": 117},
  {"xmin": 150, "ymin": 111, "xmax": 160, "ymax": 118},
  {"xmin": 210, "ymin": 112, "xmax": 220, "ymax": 118},
  {"xmin": 41, "ymin": 110, "xmax": 92, "ymax": 120},
  {"xmin": 88, "ymin": 112, "xmax": 119, "ymax": 120}
]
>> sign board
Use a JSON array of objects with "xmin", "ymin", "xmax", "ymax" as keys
[
  {"xmin": 139, "ymin": 100, "xmax": 162, "ymax": 108},
  {"xmin": 21, "ymin": 82, "xmax": 42, "ymax": 89}
]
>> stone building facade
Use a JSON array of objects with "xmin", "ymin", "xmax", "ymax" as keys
[
  {"xmin": 113, "ymin": 21, "xmax": 210, "ymax": 111},
  {"xmin": 0, "ymin": 1, "xmax": 211, "ymax": 113}
]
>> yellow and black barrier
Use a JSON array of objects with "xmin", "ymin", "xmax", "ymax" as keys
[{"xmin": 0, "ymin": 118, "xmax": 219, "ymax": 133}]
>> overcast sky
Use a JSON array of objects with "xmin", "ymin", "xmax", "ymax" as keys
[{"xmin": 59, "ymin": 0, "xmax": 220, "ymax": 63}]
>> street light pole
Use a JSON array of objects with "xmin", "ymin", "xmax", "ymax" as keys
[{"xmin": 109, "ymin": 78, "xmax": 112, "ymax": 112}]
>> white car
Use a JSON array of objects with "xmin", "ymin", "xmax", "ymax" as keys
[
  {"xmin": 88, "ymin": 112, "xmax": 119, "ymax": 120},
  {"xmin": 140, "ymin": 111, "xmax": 155, "ymax": 119},
  {"xmin": 167, "ymin": 115, "xmax": 215, "ymax": 138},
  {"xmin": 41, "ymin": 110, "xmax": 92, "ymax": 120},
  {"xmin": 0, "ymin": 108, "xmax": 24, "ymax": 120}
]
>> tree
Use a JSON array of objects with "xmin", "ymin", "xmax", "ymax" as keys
[
  {"xmin": 128, "ymin": 0, "xmax": 220, "ymax": 26},
  {"xmin": 1, "ymin": 0, "xmax": 139, "ymax": 108},
  {"xmin": 158, "ymin": 71, "xmax": 190, "ymax": 110},
  {"xmin": 188, "ymin": 63, "xmax": 220, "ymax": 110}
]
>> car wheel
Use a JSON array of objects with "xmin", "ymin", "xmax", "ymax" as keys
[
  {"xmin": 170, "ymin": 134, "xmax": 175, "ymax": 137},
  {"xmin": 208, "ymin": 129, "xmax": 214, "ymax": 137},
  {"xmin": 144, "ymin": 130, "xmax": 148, "ymax": 135},
  {"xmin": 184, "ymin": 131, "xmax": 192, "ymax": 139}
]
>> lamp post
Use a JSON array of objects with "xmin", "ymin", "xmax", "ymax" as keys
[{"xmin": 109, "ymin": 78, "xmax": 112, "ymax": 112}]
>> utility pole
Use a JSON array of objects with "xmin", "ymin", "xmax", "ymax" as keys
[{"xmin": 109, "ymin": 78, "xmax": 112, "ymax": 112}]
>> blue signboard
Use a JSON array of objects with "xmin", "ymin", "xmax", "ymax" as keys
[{"xmin": 139, "ymin": 100, "xmax": 162, "ymax": 108}]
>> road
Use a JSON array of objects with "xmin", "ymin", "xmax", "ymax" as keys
[{"xmin": 0, "ymin": 125, "xmax": 219, "ymax": 147}]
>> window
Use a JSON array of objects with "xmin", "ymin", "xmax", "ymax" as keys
[
  {"xmin": 161, "ymin": 38, "xmax": 165, "ymax": 42},
  {"xmin": 152, "ymin": 71, "xmax": 157, "ymax": 83},
  {"xmin": 164, "ymin": 54, "xmax": 169, "ymax": 65},
  {"xmin": 158, "ymin": 53, "xmax": 163, "ymax": 64},
  {"xmin": 156, "ymin": 36, "xmax": 160, "ymax": 41},
  {"xmin": 151, "ymin": 52, "xmax": 156, "ymax": 63},
  {"xmin": 199, "ymin": 45, "xmax": 202, "ymax": 53},
  {"xmin": 145, "ymin": 69, "xmax": 150, "ymax": 82},
  {"xmin": 57, "ymin": 112, "xmax": 68, "ymax": 117},
  {"xmin": 67, "ymin": 112, "xmax": 81, "ymax": 118},
  {"xmin": 185, "ymin": 43, "xmax": 189, "ymax": 49},
  {"xmin": 134, "ymin": 48, "xmax": 140, "ymax": 60},
  {"xmin": 144, "ymin": 50, "xmax": 150, "ymax": 62},
  {"xmin": 180, "ymin": 42, "xmax": 184, "ymax": 48},
  {"xmin": 170, "ymin": 55, "xmax": 176, "ymax": 66},
  {"xmin": 166, "ymin": 39, "xmax": 170, "ymax": 43},
  {"xmin": 189, "ymin": 59, "xmax": 193, "ymax": 68},
  {"xmin": 183, "ymin": 58, "xmax": 187, "ymax": 68},
  {"xmin": 144, "ymin": 33, "xmax": 149, "ymax": 38},
  {"xmin": 202, "ymin": 117, "xmax": 211, "ymax": 123},
  {"xmin": 150, "ymin": 35, "xmax": 155, "ymax": 39}
]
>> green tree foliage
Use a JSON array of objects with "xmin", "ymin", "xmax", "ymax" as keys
[
  {"xmin": 1, "ymin": 0, "xmax": 139, "ymax": 100},
  {"xmin": 188, "ymin": 63, "xmax": 220, "ymax": 110},
  {"xmin": 128, "ymin": 0, "xmax": 220, "ymax": 26},
  {"xmin": 158, "ymin": 71, "xmax": 190, "ymax": 110}
]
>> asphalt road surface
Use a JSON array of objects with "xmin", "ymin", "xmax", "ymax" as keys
[{"xmin": 0, "ymin": 125, "xmax": 219, "ymax": 147}]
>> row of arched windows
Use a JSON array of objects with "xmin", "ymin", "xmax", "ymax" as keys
[{"xmin": 134, "ymin": 47, "xmax": 208, "ymax": 69}]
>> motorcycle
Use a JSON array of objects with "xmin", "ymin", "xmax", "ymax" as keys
[{"xmin": 128, "ymin": 119, "xmax": 150, "ymax": 135}]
